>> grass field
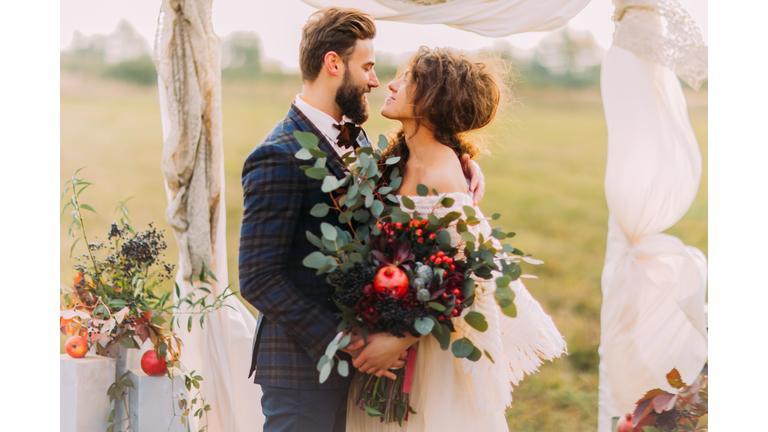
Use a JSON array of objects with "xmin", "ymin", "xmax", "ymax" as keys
[{"xmin": 60, "ymin": 72, "xmax": 707, "ymax": 431}]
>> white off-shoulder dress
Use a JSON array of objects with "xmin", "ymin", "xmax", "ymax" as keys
[{"xmin": 346, "ymin": 192, "xmax": 567, "ymax": 431}]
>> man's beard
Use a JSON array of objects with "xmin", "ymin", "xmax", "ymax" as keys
[{"xmin": 335, "ymin": 69, "xmax": 370, "ymax": 125}]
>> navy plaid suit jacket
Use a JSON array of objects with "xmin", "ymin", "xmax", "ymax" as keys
[{"xmin": 239, "ymin": 103, "xmax": 370, "ymax": 389}]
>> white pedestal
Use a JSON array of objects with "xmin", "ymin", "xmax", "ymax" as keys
[
  {"xmin": 128, "ymin": 369, "xmax": 187, "ymax": 432},
  {"xmin": 60, "ymin": 354, "xmax": 116, "ymax": 432}
]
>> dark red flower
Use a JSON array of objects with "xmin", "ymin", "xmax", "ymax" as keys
[
  {"xmin": 444, "ymin": 272, "xmax": 464, "ymax": 294},
  {"xmin": 355, "ymin": 284, "xmax": 382, "ymax": 327}
]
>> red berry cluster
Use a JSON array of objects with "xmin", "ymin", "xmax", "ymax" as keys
[
  {"xmin": 428, "ymin": 250, "xmax": 456, "ymax": 272},
  {"xmin": 376, "ymin": 218, "xmax": 433, "ymax": 243}
]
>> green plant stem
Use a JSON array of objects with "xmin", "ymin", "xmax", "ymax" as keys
[{"xmin": 72, "ymin": 181, "xmax": 100, "ymax": 278}]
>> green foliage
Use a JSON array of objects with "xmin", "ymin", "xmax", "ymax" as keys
[
  {"xmin": 61, "ymin": 170, "xmax": 234, "ymax": 432},
  {"xmin": 102, "ymin": 55, "xmax": 157, "ymax": 86}
]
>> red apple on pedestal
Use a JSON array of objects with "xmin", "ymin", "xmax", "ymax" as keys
[
  {"xmin": 617, "ymin": 413, "xmax": 633, "ymax": 432},
  {"xmin": 65, "ymin": 335, "xmax": 88, "ymax": 358},
  {"xmin": 141, "ymin": 349, "xmax": 168, "ymax": 376}
]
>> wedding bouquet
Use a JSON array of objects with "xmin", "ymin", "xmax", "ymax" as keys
[{"xmin": 294, "ymin": 132, "xmax": 531, "ymax": 424}]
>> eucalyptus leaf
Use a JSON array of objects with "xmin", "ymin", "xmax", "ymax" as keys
[
  {"xmin": 495, "ymin": 275, "xmax": 512, "ymax": 288},
  {"xmin": 319, "ymin": 361, "xmax": 333, "ymax": 383},
  {"xmin": 371, "ymin": 200, "xmax": 384, "ymax": 217},
  {"xmin": 347, "ymin": 182, "xmax": 359, "ymax": 199},
  {"xmin": 294, "ymin": 131, "xmax": 319, "ymax": 149},
  {"xmin": 432, "ymin": 325, "xmax": 451, "ymax": 350},
  {"xmin": 467, "ymin": 346, "xmax": 482, "ymax": 362},
  {"xmin": 492, "ymin": 213, "xmax": 501, "ymax": 220},
  {"xmin": 463, "ymin": 311, "xmax": 488, "ymax": 332},
  {"xmin": 484, "ymin": 349, "xmax": 495, "ymax": 363},
  {"xmin": 389, "ymin": 208, "xmax": 411, "ymax": 224},
  {"xmin": 494, "ymin": 286, "xmax": 517, "ymax": 318},
  {"xmin": 385, "ymin": 156, "xmax": 401, "ymax": 165},
  {"xmin": 386, "ymin": 194, "xmax": 399, "ymax": 204},
  {"xmin": 440, "ymin": 197, "xmax": 455, "ymax": 208},
  {"xmin": 310, "ymin": 203, "xmax": 330, "ymax": 217},
  {"xmin": 334, "ymin": 227, "xmax": 348, "ymax": 246},
  {"xmin": 303, "ymin": 251, "xmax": 330, "ymax": 269},
  {"xmin": 350, "ymin": 252, "xmax": 363, "ymax": 263},
  {"xmin": 390, "ymin": 177, "xmax": 402, "ymax": 189},
  {"xmin": 400, "ymin": 196, "xmax": 415, "ymax": 210},
  {"xmin": 414, "ymin": 317, "xmax": 434, "ymax": 335},
  {"xmin": 416, "ymin": 184, "xmax": 429, "ymax": 196},
  {"xmin": 295, "ymin": 148, "xmax": 313, "ymax": 160},
  {"xmin": 320, "ymin": 223, "xmax": 337, "ymax": 241},
  {"xmin": 365, "ymin": 194, "xmax": 373, "ymax": 207},
  {"xmin": 427, "ymin": 316, "xmax": 442, "ymax": 333},
  {"xmin": 338, "ymin": 211, "xmax": 353, "ymax": 224},
  {"xmin": 337, "ymin": 359, "xmax": 349, "ymax": 377},
  {"xmin": 321, "ymin": 175, "xmax": 341, "ymax": 192},
  {"xmin": 316, "ymin": 263, "xmax": 333, "ymax": 275},
  {"xmin": 435, "ymin": 230, "xmax": 451, "ymax": 245},
  {"xmin": 463, "ymin": 206, "xmax": 476, "ymax": 218},
  {"xmin": 308, "ymin": 148, "xmax": 327, "ymax": 159},
  {"xmin": 460, "ymin": 232, "xmax": 476, "ymax": 243},
  {"xmin": 306, "ymin": 167, "xmax": 330, "ymax": 180},
  {"xmin": 377, "ymin": 134, "xmax": 389, "ymax": 151},
  {"xmin": 378, "ymin": 186, "xmax": 392, "ymax": 194},
  {"xmin": 451, "ymin": 338, "xmax": 475, "ymax": 358}
]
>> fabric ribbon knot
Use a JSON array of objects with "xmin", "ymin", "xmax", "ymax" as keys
[{"xmin": 334, "ymin": 121, "xmax": 362, "ymax": 151}]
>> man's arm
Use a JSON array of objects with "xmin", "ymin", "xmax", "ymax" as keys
[
  {"xmin": 239, "ymin": 145, "xmax": 338, "ymax": 363},
  {"xmin": 460, "ymin": 154, "xmax": 486, "ymax": 205}
]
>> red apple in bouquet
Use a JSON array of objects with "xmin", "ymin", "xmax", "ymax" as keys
[
  {"xmin": 373, "ymin": 265, "xmax": 409, "ymax": 299},
  {"xmin": 141, "ymin": 349, "xmax": 168, "ymax": 376},
  {"xmin": 616, "ymin": 413, "xmax": 633, "ymax": 432},
  {"xmin": 64, "ymin": 335, "xmax": 88, "ymax": 358}
]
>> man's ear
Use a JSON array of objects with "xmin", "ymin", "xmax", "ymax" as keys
[{"xmin": 323, "ymin": 51, "xmax": 343, "ymax": 78}]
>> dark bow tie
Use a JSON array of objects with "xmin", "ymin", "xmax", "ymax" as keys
[{"xmin": 334, "ymin": 122, "xmax": 362, "ymax": 151}]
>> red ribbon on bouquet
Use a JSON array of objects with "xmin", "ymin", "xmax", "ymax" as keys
[{"xmin": 403, "ymin": 345, "xmax": 418, "ymax": 394}]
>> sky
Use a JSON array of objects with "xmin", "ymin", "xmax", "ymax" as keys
[{"xmin": 60, "ymin": 0, "xmax": 708, "ymax": 72}]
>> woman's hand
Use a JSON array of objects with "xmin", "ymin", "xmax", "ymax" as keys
[
  {"xmin": 461, "ymin": 154, "xmax": 485, "ymax": 205},
  {"xmin": 339, "ymin": 327, "xmax": 366, "ymax": 358},
  {"xmin": 352, "ymin": 332, "xmax": 420, "ymax": 379}
]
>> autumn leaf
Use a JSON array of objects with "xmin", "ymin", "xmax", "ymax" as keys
[
  {"xmin": 60, "ymin": 309, "xmax": 77, "ymax": 319},
  {"xmin": 652, "ymin": 393, "xmax": 678, "ymax": 413},
  {"xmin": 113, "ymin": 307, "xmax": 129, "ymax": 324},
  {"xmin": 134, "ymin": 324, "xmax": 149, "ymax": 343},
  {"xmin": 666, "ymin": 368, "xmax": 686, "ymax": 389}
]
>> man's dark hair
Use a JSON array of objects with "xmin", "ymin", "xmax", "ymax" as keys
[{"xmin": 299, "ymin": 7, "xmax": 376, "ymax": 82}]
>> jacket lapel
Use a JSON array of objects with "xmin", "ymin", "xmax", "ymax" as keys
[{"xmin": 288, "ymin": 104, "xmax": 349, "ymax": 180}]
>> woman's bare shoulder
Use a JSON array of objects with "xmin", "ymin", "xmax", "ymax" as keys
[{"xmin": 421, "ymin": 153, "xmax": 467, "ymax": 194}]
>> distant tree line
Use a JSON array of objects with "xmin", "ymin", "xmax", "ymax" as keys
[{"xmin": 61, "ymin": 25, "xmax": 704, "ymax": 90}]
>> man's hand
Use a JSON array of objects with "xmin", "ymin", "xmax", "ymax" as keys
[
  {"xmin": 461, "ymin": 154, "xmax": 485, "ymax": 206},
  {"xmin": 352, "ymin": 332, "xmax": 419, "ymax": 380}
]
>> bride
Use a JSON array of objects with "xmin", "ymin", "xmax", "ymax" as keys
[{"xmin": 346, "ymin": 46, "xmax": 567, "ymax": 431}]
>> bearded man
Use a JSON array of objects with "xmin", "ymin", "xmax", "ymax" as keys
[{"xmin": 238, "ymin": 7, "xmax": 485, "ymax": 432}]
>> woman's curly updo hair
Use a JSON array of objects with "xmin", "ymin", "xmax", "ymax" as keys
[{"xmin": 380, "ymin": 46, "xmax": 510, "ymax": 177}]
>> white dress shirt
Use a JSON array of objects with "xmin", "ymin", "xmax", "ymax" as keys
[{"xmin": 293, "ymin": 95, "xmax": 355, "ymax": 159}]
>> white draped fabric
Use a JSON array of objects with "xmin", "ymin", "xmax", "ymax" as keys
[
  {"xmin": 154, "ymin": 1, "xmax": 263, "ymax": 431},
  {"xmin": 300, "ymin": 0, "xmax": 592, "ymax": 37},
  {"xmin": 597, "ymin": 2, "xmax": 708, "ymax": 430}
]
